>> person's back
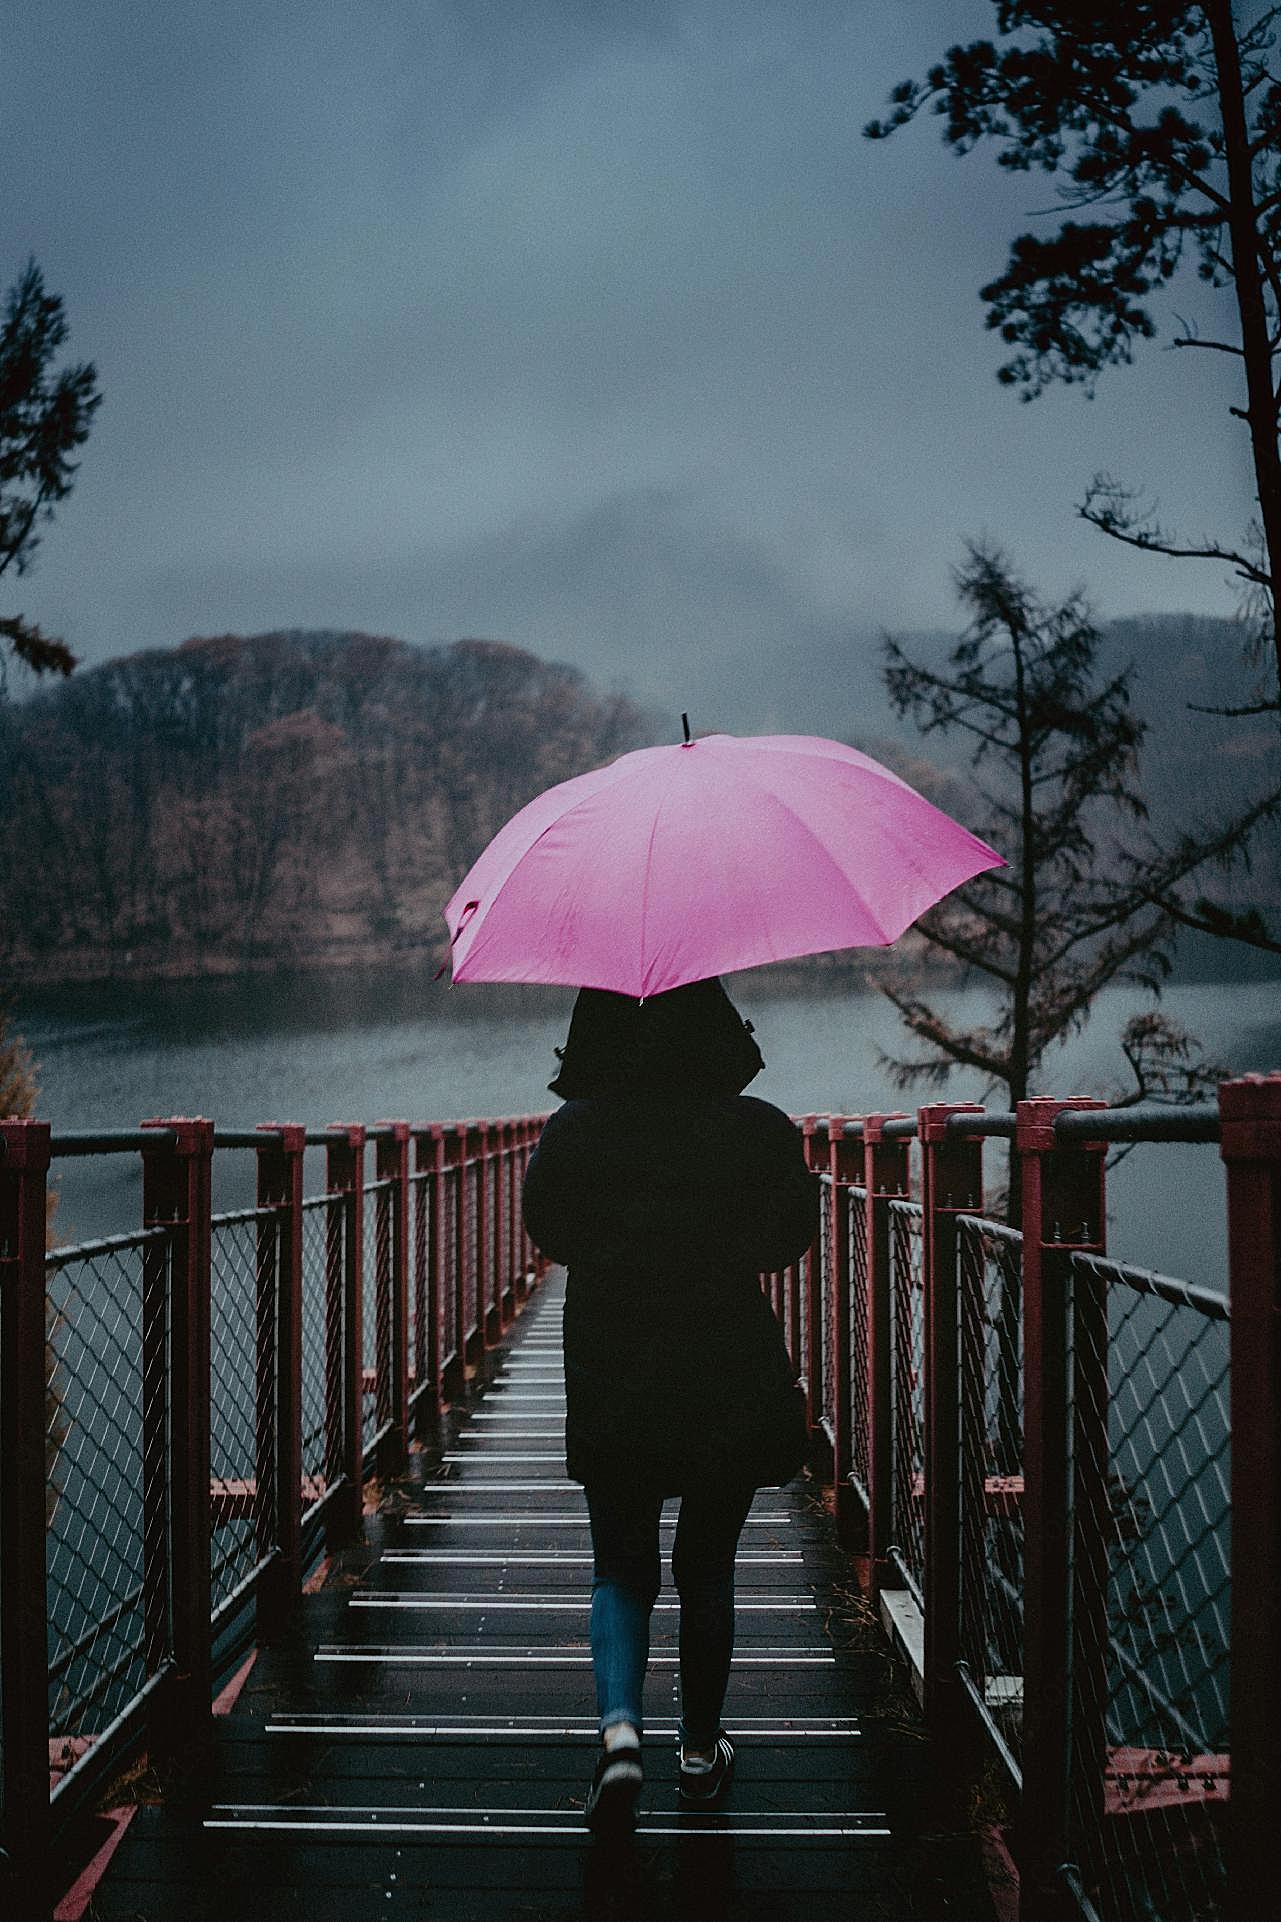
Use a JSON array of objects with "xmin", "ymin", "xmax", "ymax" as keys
[{"xmin": 521, "ymin": 980, "xmax": 819, "ymax": 1834}]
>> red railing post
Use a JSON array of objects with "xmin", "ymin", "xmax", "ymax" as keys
[
  {"xmin": 457, "ymin": 1123, "xmax": 481, "ymax": 1368},
  {"xmin": 919, "ymin": 1103, "xmax": 985, "ymax": 1734},
  {"xmin": 141, "ymin": 1116, "xmax": 214, "ymax": 1767},
  {"xmin": 1219, "ymin": 1073, "xmax": 1281, "ymax": 1922},
  {"xmin": 798, "ymin": 1117, "xmax": 823, "ymax": 1431},
  {"xmin": 477, "ymin": 1121, "xmax": 499, "ymax": 1347},
  {"xmin": 325, "ymin": 1124, "xmax": 365, "ymax": 1544},
  {"xmin": 410, "ymin": 1128, "xmax": 434, "ymax": 1438},
  {"xmin": 787, "ymin": 1111, "xmax": 811, "ymax": 1375},
  {"xmin": 492, "ymin": 1120, "xmax": 509, "ymax": 1327},
  {"xmin": 445, "ymin": 1124, "xmax": 467, "ymax": 1398},
  {"xmin": 255, "ymin": 1123, "xmax": 305, "ymax": 1637},
  {"xmin": 432, "ymin": 1124, "xmax": 464, "ymax": 1404},
  {"xmin": 528, "ymin": 1115, "xmax": 549, "ymax": 1285},
  {"xmin": 374, "ymin": 1121, "xmax": 410, "ymax": 1476},
  {"xmin": 504, "ymin": 1119, "xmax": 520, "ymax": 1322},
  {"xmin": 0, "ymin": 1118, "xmax": 52, "ymax": 1912},
  {"xmin": 864, "ymin": 1114, "xmax": 910, "ymax": 1599},
  {"xmin": 527, "ymin": 1118, "xmax": 542, "ymax": 1286},
  {"xmin": 527, "ymin": 1122, "xmax": 546, "ymax": 1283},
  {"xmin": 1016, "ymin": 1097, "xmax": 1107, "ymax": 1922},
  {"xmin": 828, "ymin": 1119, "xmax": 862, "ymax": 1547},
  {"xmin": 509, "ymin": 1120, "xmax": 527, "ymax": 1307}
]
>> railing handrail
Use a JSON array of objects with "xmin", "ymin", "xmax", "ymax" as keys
[{"xmin": 802, "ymin": 1098, "xmax": 1220, "ymax": 1146}]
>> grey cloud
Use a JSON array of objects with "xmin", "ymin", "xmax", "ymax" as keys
[
  {"xmin": 140, "ymin": 481, "xmax": 893, "ymax": 737},
  {"xmin": 0, "ymin": 0, "xmax": 1258, "ymax": 724}
]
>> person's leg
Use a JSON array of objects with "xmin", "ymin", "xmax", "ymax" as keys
[
  {"xmin": 585, "ymin": 1480, "xmax": 662, "ymax": 1738},
  {"xmin": 670, "ymin": 1480, "xmax": 757, "ymax": 1749}
]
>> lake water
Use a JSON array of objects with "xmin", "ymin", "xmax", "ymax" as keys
[{"xmin": 12, "ymin": 968, "xmax": 1281, "ymax": 1285}]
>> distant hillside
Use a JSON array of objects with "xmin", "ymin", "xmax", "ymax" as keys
[
  {"xmin": 1, "ymin": 614, "xmax": 1276, "ymax": 991},
  {"xmin": 0, "ymin": 631, "xmax": 649, "ymax": 986}
]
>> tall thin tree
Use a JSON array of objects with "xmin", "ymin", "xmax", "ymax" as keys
[
  {"xmin": 0, "ymin": 257, "xmax": 100, "ymax": 680},
  {"xmin": 867, "ymin": 3, "xmax": 1281, "ymax": 708},
  {"xmin": 878, "ymin": 544, "xmax": 1220, "ymax": 1141}
]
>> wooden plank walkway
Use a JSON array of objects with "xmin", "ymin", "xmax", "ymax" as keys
[{"xmin": 86, "ymin": 1276, "xmax": 998, "ymax": 1921}]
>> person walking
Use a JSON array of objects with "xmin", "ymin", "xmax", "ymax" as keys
[{"xmin": 521, "ymin": 978, "xmax": 819, "ymax": 1836}]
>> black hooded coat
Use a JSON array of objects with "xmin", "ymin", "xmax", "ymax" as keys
[{"xmin": 521, "ymin": 981, "xmax": 820, "ymax": 1494}]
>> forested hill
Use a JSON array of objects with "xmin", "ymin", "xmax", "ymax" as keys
[
  {"xmin": 2, "ymin": 616, "xmax": 1277, "ymax": 990},
  {"xmin": 0, "ymin": 631, "xmax": 648, "ymax": 986}
]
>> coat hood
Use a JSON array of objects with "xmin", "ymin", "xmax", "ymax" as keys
[{"xmin": 548, "ymin": 978, "xmax": 764, "ymax": 1100}]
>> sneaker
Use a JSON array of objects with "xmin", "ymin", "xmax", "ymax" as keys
[
  {"xmin": 678, "ymin": 1730, "xmax": 735, "ymax": 1809},
  {"xmin": 584, "ymin": 1737, "xmax": 643, "ymax": 1836}
]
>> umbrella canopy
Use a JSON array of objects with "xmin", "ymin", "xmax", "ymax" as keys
[{"xmin": 444, "ymin": 732, "xmax": 1004, "ymax": 998}]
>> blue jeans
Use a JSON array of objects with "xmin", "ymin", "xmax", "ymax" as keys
[{"xmin": 585, "ymin": 1480, "xmax": 757, "ymax": 1745}]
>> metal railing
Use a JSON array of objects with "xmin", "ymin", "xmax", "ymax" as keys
[
  {"xmin": 6, "ymin": 1075, "xmax": 1281, "ymax": 1922},
  {"xmin": 776, "ymin": 1080, "xmax": 1281, "ymax": 1922},
  {"xmin": 0, "ymin": 1112, "xmax": 547, "ymax": 1911}
]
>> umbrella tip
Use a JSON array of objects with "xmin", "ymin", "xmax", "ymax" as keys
[{"xmin": 681, "ymin": 711, "xmax": 691, "ymax": 744}]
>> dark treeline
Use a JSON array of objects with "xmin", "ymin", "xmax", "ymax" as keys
[
  {"xmin": 0, "ymin": 629, "xmax": 647, "ymax": 984},
  {"xmin": 2, "ymin": 615, "xmax": 1277, "ymax": 991}
]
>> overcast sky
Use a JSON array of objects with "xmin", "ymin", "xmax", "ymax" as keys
[{"xmin": 1, "ymin": 0, "xmax": 1257, "ymax": 734}]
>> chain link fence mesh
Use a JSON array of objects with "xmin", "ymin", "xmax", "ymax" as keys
[
  {"xmin": 483, "ymin": 1151, "xmax": 498, "ymax": 1329},
  {"xmin": 1067, "ymin": 1253, "xmax": 1230, "ymax": 1922},
  {"xmin": 362, "ymin": 1178, "xmax": 393, "ymax": 1451},
  {"xmin": 439, "ymin": 1157, "xmax": 460, "ymax": 1375},
  {"xmin": 817, "ymin": 1176, "xmax": 834, "ymax": 1445},
  {"xmin": 957, "ymin": 1215, "xmax": 1025, "ymax": 1773},
  {"xmin": 848, "ymin": 1185, "xmax": 870, "ymax": 1507},
  {"xmin": 45, "ymin": 1230, "xmax": 169, "ymax": 1740},
  {"xmin": 408, "ymin": 1168, "xmax": 430, "ymax": 1406},
  {"xmin": 299, "ymin": 1194, "xmax": 339, "ymax": 1514},
  {"xmin": 208, "ymin": 1209, "xmax": 279, "ymax": 1612},
  {"xmin": 794, "ymin": 1245, "xmax": 810, "ymax": 1384},
  {"xmin": 889, "ymin": 1198, "xmax": 925, "ymax": 1603},
  {"xmin": 495, "ymin": 1148, "xmax": 511, "ymax": 1315},
  {"xmin": 462, "ymin": 1151, "xmax": 479, "ymax": 1349}
]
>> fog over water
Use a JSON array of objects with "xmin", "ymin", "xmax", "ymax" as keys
[{"xmin": 17, "ymin": 971, "xmax": 1281, "ymax": 1286}]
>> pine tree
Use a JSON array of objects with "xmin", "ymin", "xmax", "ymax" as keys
[
  {"xmin": 878, "ymin": 544, "xmax": 1221, "ymax": 1136},
  {"xmin": 0, "ymin": 258, "xmax": 100, "ymax": 680},
  {"xmin": 867, "ymin": 3, "xmax": 1281, "ymax": 706}
]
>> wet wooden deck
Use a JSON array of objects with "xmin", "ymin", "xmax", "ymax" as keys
[{"xmin": 85, "ymin": 1275, "xmax": 997, "ymax": 1921}]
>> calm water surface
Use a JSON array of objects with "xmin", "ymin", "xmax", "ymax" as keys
[{"xmin": 14, "ymin": 968, "xmax": 1281, "ymax": 1283}]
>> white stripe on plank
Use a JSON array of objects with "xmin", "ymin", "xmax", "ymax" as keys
[
  {"xmin": 442, "ymin": 1452, "xmax": 565, "ymax": 1461},
  {"xmin": 410, "ymin": 1481, "xmax": 581, "ymax": 1490},
  {"xmin": 213, "ymin": 1801, "xmax": 885, "ymax": 1818},
  {"xmin": 349, "ymin": 1595, "xmax": 817, "ymax": 1611},
  {"xmin": 205, "ymin": 1814, "xmax": 889, "ymax": 1838},
  {"xmin": 403, "ymin": 1513, "xmax": 792, "ymax": 1524},
  {"xmin": 315, "ymin": 1648, "xmax": 833, "ymax": 1665},
  {"xmin": 382, "ymin": 1552, "xmax": 803, "ymax": 1564},
  {"xmin": 265, "ymin": 1717, "xmax": 859, "ymax": 1737}
]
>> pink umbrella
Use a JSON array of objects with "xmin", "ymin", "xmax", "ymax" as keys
[{"xmin": 443, "ymin": 732, "xmax": 1004, "ymax": 998}]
